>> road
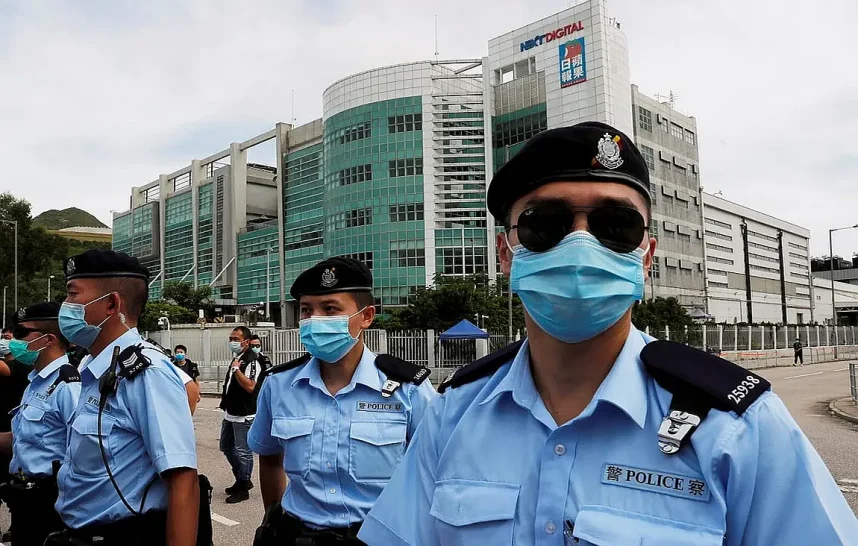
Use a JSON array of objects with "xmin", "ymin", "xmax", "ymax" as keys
[{"xmin": 1, "ymin": 361, "xmax": 856, "ymax": 544}]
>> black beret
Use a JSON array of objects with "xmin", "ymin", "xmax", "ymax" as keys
[
  {"xmin": 13, "ymin": 302, "xmax": 61, "ymax": 324},
  {"xmin": 487, "ymin": 121, "xmax": 651, "ymax": 221},
  {"xmin": 63, "ymin": 249, "xmax": 149, "ymax": 283},
  {"xmin": 290, "ymin": 256, "xmax": 372, "ymax": 300}
]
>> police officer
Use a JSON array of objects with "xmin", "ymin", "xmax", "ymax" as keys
[
  {"xmin": 249, "ymin": 256, "xmax": 437, "ymax": 545},
  {"xmin": 0, "ymin": 303, "xmax": 81, "ymax": 546},
  {"xmin": 47, "ymin": 249, "xmax": 200, "ymax": 546},
  {"xmin": 358, "ymin": 122, "xmax": 858, "ymax": 545}
]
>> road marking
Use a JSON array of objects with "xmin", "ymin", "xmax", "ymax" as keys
[
  {"xmin": 834, "ymin": 367, "xmax": 849, "ymax": 371},
  {"xmin": 806, "ymin": 414, "xmax": 828, "ymax": 417},
  {"xmin": 211, "ymin": 512, "xmax": 240, "ymax": 526},
  {"xmin": 838, "ymin": 478, "xmax": 858, "ymax": 484},
  {"xmin": 784, "ymin": 371, "xmax": 824, "ymax": 380},
  {"xmin": 840, "ymin": 486, "xmax": 858, "ymax": 494}
]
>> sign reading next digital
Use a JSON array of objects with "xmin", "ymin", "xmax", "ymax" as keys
[{"xmin": 520, "ymin": 21, "xmax": 584, "ymax": 52}]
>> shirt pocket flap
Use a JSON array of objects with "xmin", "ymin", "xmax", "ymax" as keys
[
  {"xmin": 350, "ymin": 420, "xmax": 406, "ymax": 447},
  {"xmin": 573, "ymin": 506, "xmax": 724, "ymax": 546},
  {"xmin": 70, "ymin": 413, "xmax": 114, "ymax": 436},
  {"xmin": 21, "ymin": 405, "xmax": 46, "ymax": 421},
  {"xmin": 271, "ymin": 417, "xmax": 314, "ymax": 441},
  {"xmin": 430, "ymin": 480, "xmax": 520, "ymax": 527}
]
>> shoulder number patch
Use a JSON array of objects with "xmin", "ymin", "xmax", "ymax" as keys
[{"xmin": 601, "ymin": 463, "xmax": 710, "ymax": 502}]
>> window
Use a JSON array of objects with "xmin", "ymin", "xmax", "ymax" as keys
[
  {"xmin": 345, "ymin": 208, "xmax": 372, "ymax": 228},
  {"xmin": 708, "ymin": 268, "xmax": 728, "ymax": 277},
  {"xmin": 339, "ymin": 121, "xmax": 371, "ymax": 144},
  {"xmin": 650, "ymin": 223, "xmax": 658, "ymax": 240},
  {"xmin": 651, "ymin": 256, "xmax": 660, "ymax": 279},
  {"xmin": 677, "ymin": 199, "xmax": 688, "ymax": 209},
  {"xmin": 390, "ymin": 248, "xmax": 426, "ymax": 267},
  {"xmin": 342, "ymin": 251, "xmax": 374, "ymax": 270},
  {"xmin": 684, "ymin": 129, "xmax": 695, "ymax": 145},
  {"xmin": 791, "ymin": 262, "xmax": 809, "ymax": 271},
  {"xmin": 389, "ymin": 203, "xmax": 424, "ymax": 222},
  {"xmin": 339, "ymin": 164, "xmax": 372, "ymax": 186},
  {"xmin": 660, "ymin": 119, "xmax": 669, "ymax": 133},
  {"xmin": 638, "ymin": 107, "xmax": 653, "ymax": 132},
  {"xmin": 671, "ymin": 123, "xmax": 684, "ymax": 140},
  {"xmin": 640, "ymin": 144, "xmax": 655, "ymax": 171},
  {"xmin": 705, "ymin": 230, "xmax": 732, "ymax": 242},
  {"xmin": 789, "ymin": 251, "xmax": 807, "ymax": 259},
  {"xmin": 747, "ymin": 241, "xmax": 778, "ymax": 253},
  {"xmin": 750, "ymin": 264, "xmax": 779, "ymax": 274},
  {"xmin": 792, "ymin": 272, "xmax": 809, "ymax": 279},
  {"xmin": 388, "ymin": 113, "xmax": 423, "ymax": 133},
  {"xmin": 706, "ymin": 242, "xmax": 733, "ymax": 254},
  {"xmin": 796, "ymin": 313, "xmax": 804, "ymax": 324},
  {"xmin": 662, "ymin": 159, "xmax": 671, "ymax": 172},
  {"xmin": 747, "ymin": 229, "xmax": 778, "ymax": 243},
  {"xmin": 749, "ymin": 252, "xmax": 779, "ymax": 264},
  {"xmin": 143, "ymin": 185, "xmax": 160, "ymax": 203},
  {"xmin": 705, "ymin": 218, "xmax": 732, "ymax": 229},
  {"xmin": 710, "ymin": 256, "xmax": 734, "ymax": 266},
  {"xmin": 388, "ymin": 158, "xmax": 423, "ymax": 177},
  {"xmin": 709, "ymin": 281, "xmax": 729, "ymax": 288},
  {"xmin": 493, "ymin": 111, "xmax": 548, "ymax": 149},
  {"xmin": 651, "ymin": 185, "xmax": 658, "ymax": 205},
  {"xmin": 789, "ymin": 241, "xmax": 807, "ymax": 251}
]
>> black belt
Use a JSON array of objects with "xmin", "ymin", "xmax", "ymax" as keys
[
  {"xmin": 279, "ymin": 513, "xmax": 363, "ymax": 545},
  {"xmin": 47, "ymin": 510, "xmax": 168, "ymax": 546}
]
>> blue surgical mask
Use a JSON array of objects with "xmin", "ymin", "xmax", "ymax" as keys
[
  {"xmin": 174, "ymin": 353, "xmax": 186, "ymax": 361},
  {"xmin": 510, "ymin": 231, "xmax": 646, "ymax": 344},
  {"xmin": 59, "ymin": 293, "xmax": 114, "ymax": 349},
  {"xmin": 228, "ymin": 341, "xmax": 243, "ymax": 354},
  {"xmin": 9, "ymin": 335, "xmax": 48, "ymax": 367},
  {"xmin": 251, "ymin": 347, "xmax": 262, "ymax": 355},
  {"xmin": 300, "ymin": 308, "xmax": 366, "ymax": 364}
]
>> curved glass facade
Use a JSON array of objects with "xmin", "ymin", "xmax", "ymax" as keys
[{"xmin": 323, "ymin": 96, "xmax": 425, "ymax": 307}]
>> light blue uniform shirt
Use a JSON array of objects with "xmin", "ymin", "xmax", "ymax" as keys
[
  {"xmin": 360, "ymin": 328, "xmax": 858, "ymax": 546},
  {"xmin": 10, "ymin": 355, "xmax": 81, "ymax": 478},
  {"xmin": 249, "ymin": 347, "xmax": 437, "ymax": 528},
  {"xmin": 56, "ymin": 329, "xmax": 197, "ymax": 528}
]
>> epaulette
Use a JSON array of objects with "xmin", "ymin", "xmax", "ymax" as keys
[
  {"xmin": 46, "ymin": 364, "xmax": 81, "ymax": 396},
  {"xmin": 117, "ymin": 344, "xmax": 152, "ymax": 380},
  {"xmin": 640, "ymin": 340, "xmax": 771, "ymax": 455},
  {"xmin": 438, "ymin": 340, "xmax": 525, "ymax": 394},
  {"xmin": 374, "ymin": 354, "xmax": 431, "ymax": 398}
]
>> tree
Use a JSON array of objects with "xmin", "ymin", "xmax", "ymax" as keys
[
  {"xmin": 138, "ymin": 301, "xmax": 198, "ymax": 333},
  {"xmin": 161, "ymin": 281, "xmax": 212, "ymax": 310},
  {"xmin": 632, "ymin": 297, "xmax": 698, "ymax": 343}
]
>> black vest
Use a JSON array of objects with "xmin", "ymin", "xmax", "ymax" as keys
[{"xmin": 219, "ymin": 352, "xmax": 269, "ymax": 416}]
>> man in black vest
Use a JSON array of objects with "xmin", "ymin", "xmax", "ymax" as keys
[{"xmin": 219, "ymin": 325, "xmax": 267, "ymax": 504}]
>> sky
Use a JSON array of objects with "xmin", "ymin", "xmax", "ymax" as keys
[{"xmin": 1, "ymin": 0, "xmax": 857, "ymax": 257}]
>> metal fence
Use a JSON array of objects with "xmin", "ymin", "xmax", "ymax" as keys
[{"xmin": 148, "ymin": 324, "xmax": 858, "ymax": 393}]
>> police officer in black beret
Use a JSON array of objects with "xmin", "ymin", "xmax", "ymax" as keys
[
  {"xmin": 359, "ymin": 121, "xmax": 858, "ymax": 545},
  {"xmin": 45, "ymin": 249, "xmax": 202, "ymax": 546},
  {"xmin": 249, "ymin": 256, "xmax": 437, "ymax": 546}
]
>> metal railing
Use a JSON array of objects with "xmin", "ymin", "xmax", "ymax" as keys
[{"xmin": 850, "ymin": 362, "xmax": 857, "ymax": 404}]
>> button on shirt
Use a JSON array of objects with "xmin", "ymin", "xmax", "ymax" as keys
[
  {"xmin": 248, "ymin": 347, "xmax": 437, "ymax": 528},
  {"xmin": 10, "ymin": 355, "xmax": 81, "ymax": 478},
  {"xmin": 359, "ymin": 329, "xmax": 858, "ymax": 546},
  {"xmin": 56, "ymin": 329, "xmax": 197, "ymax": 528}
]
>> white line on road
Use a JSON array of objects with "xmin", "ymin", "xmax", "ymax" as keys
[
  {"xmin": 838, "ymin": 478, "xmax": 858, "ymax": 485},
  {"xmin": 211, "ymin": 512, "xmax": 240, "ymax": 527},
  {"xmin": 834, "ymin": 367, "xmax": 849, "ymax": 371},
  {"xmin": 784, "ymin": 371, "xmax": 824, "ymax": 380},
  {"xmin": 840, "ymin": 486, "xmax": 858, "ymax": 494}
]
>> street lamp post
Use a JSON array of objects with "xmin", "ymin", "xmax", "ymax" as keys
[
  {"xmin": 0, "ymin": 220, "xmax": 18, "ymax": 311},
  {"xmin": 828, "ymin": 224, "xmax": 858, "ymax": 358},
  {"xmin": 47, "ymin": 275, "xmax": 55, "ymax": 302}
]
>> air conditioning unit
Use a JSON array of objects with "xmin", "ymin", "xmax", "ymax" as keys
[{"xmin": 223, "ymin": 315, "xmax": 239, "ymax": 323}]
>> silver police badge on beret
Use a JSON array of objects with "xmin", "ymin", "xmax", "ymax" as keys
[
  {"xmin": 320, "ymin": 268, "xmax": 338, "ymax": 288},
  {"xmin": 595, "ymin": 133, "xmax": 624, "ymax": 170},
  {"xmin": 17, "ymin": 308, "xmax": 25, "ymax": 320},
  {"xmin": 66, "ymin": 258, "xmax": 75, "ymax": 276}
]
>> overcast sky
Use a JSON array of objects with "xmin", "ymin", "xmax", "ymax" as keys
[{"xmin": 1, "ymin": 0, "xmax": 856, "ymax": 257}]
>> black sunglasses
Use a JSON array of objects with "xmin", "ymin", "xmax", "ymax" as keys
[
  {"xmin": 12, "ymin": 325, "xmax": 44, "ymax": 340},
  {"xmin": 508, "ymin": 202, "xmax": 648, "ymax": 253}
]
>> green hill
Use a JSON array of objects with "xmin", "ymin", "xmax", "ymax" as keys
[{"xmin": 33, "ymin": 207, "xmax": 107, "ymax": 230}]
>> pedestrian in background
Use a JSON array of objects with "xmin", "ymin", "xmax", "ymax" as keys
[
  {"xmin": 219, "ymin": 326, "xmax": 266, "ymax": 504},
  {"xmin": 173, "ymin": 345, "xmax": 200, "ymax": 385},
  {"xmin": 794, "ymin": 337, "xmax": 803, "ymax": 366}
]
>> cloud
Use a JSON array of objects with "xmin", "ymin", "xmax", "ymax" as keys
[{"xmin": 1, "ymin": 0, "xmax": 856, "ymax": 257}]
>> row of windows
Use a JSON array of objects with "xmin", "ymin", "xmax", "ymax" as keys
[
  {"xmin": 792, "ymin": 272, "xmax": 809, "ymax": 279},
  {"xmin": 345, "ymin": 208, "xmax": 372, "ymax": 228},
  {"xmin": 705, "ymin": 218, "xmax": 732, "ymax": 230},
  {"xmin": 390, "ymin": 203, "xmax": 424, "ymax": 222},
  {"xmin": 493, "ymin": 111, "xmax": 548, "ymax": 149},
  {"xmin": 389, "ymin": 158, "xmax": 423, "ymax": 178},
  {"xmin": 343, "ymin": 251, "xmax": 374, "ymax": 270},
  {"xmin": 390, "ymin": 248, "xmax": 426, "ymax": 267},
  {"xmin": 708, "ymin": 268, "xmax": 728, "ymax": 277},
  {"xmin": 789, "ymin": 241, "xmax": 807, "ymax": 251},
  {"xmin": 339, "ymin": 121, "xmax": 371, "ymax": 144},
  {"xmin": 750, "ymin": 263, "xmax": 780, "ymax": 274},
  {"xmin": 710, "ymin": 256, "xmax": 735, "ymax": 266},
  {"xmin": 637, "ymin": 106, "xmax": 695, "ymax": 145},
  {"xmin": 747, "ymin": 240, "xmax": 778, "ymax": 253},
  {"xmin": 705, "ymin": 229, "xmax": 732, "ymax": 242},
  {"xmin": 388, "ymin": 114, "xmax": 423, "ymax": 133},
  {"xmin": 707, "ymin": 242, "xmax": 733, "ymax": 254},
  {"xmin": 747, "ymin": 229, "xmax": 778, "ymax": 243},
  {"xmin": 749, "ymin": 252, "xmax": 779, "ymax": 264},
  {"xmin": 709, "ymin": 281, "xmax": 729, "ymax": 288},
  {"xmin": 340, "ymin": 164, "xmax": 373, "ymax": 186},
  {"xmin": 436, "ymin": 247, "xmax": 488, "ymax": 276},
  {"xmin": 791, "ymin": 262, "xmax": 809, "ymax": 271},
  {"xmin": 789, "ymin": 252, "xmax": 807, "ymax": 260}
]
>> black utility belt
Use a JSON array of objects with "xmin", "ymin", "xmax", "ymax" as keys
[
  {"xmin": 0, "ymin": 475, "xmax": 57, "ymax": 494},
  {"xmin": 64, "ymin": 510, "xmax": 167, "ymax": 543},
  {"xmin": 281, "ymin": 513, "xmax": 362, "ymax": 540}
]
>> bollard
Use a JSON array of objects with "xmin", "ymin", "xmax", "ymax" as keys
[{"xmin": 851, "ymin": 362, "xmax": 858, "ymax": 404}]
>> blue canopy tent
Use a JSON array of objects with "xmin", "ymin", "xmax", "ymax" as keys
[{"xmin": 439, "ymin": 319, "xmax": 489, "ymax": 368}]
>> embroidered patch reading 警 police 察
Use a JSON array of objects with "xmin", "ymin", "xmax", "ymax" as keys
[
  {"xmin": 357, "ymin": 401, "xmax": 404, "ymax": 413},
  {"xmin": 601, "ymin": 463, "xmax": 710, "ymax": 502}
]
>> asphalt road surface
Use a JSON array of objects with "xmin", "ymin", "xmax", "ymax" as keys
[{"xmin": 1, "ymin": 360, "xmax": 856, "ymax": 545}]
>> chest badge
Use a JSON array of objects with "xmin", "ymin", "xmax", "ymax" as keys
[{"xmin": 602, "ymin": 463, "xmax": 710, "ymax": 502}]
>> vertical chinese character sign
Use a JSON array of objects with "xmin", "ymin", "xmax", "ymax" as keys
[{"xmin": 559, "ymin": 38, "xmax": 587, "ymax": 88}]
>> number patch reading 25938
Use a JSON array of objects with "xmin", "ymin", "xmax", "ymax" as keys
[{"xmin": 727, "ymin": 375, "xmax": 761, "ymax": 405}]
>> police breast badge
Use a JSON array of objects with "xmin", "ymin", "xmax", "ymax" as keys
[
  {"xmin": 594, "ymin": 133, "xmax": 624, "ymax": 170},
  {"xmin": 320, "ymin": 268, "xmax": 338, "ymax": 288}
]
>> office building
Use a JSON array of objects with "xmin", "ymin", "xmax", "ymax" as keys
[{"xmin": 702, "ymin": 193, "xmax": 813, "ymax": 324}]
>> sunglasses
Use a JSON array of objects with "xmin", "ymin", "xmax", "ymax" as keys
[
  {"xmin": 12, "ymin": 325, "xmax": 44, "ymax": 340},
  {"xmin": 508, "ymin": 202, "xmax": 648, "ymax": 254}
]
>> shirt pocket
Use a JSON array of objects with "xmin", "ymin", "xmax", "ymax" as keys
[
  {"xmin": 430, "ymin": 479, "xmax": 519, "ymax": 546},
  {"xmin": 16, "ymin": 405, "xmax": 47, "ymax": 446},
  {"xmin": 572, "ymin": 505, "xmax": 724, "ymax": 546},
  {"xmin": 69, "ymin": 413, "xmax": 115, "ymax": 477},
  {"xmin": 271, "ymin": 417, "xmax": 314, "ymax": 478},
  {"xmin": 348, "ymin": 420, "xmax": 407, "ymax": 482}
]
